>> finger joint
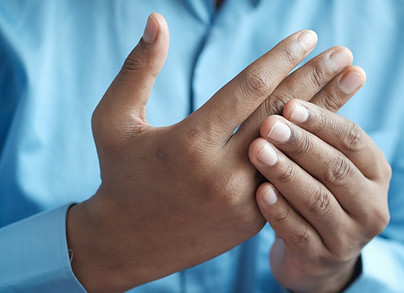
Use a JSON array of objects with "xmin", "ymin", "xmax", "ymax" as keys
[
  {"xmin": 324, "ymin": 155, "xmax": 352, "ymax": 186},
  {"xmin": 370, "ymin": 205, "xmax": 390, "ymax": 236},
  {"xmin": 306, "ymin": 188, "xmax": 332, "ymax": 216},
  {"xmin": 278, "ymin": 164, "xmax": 296, "ymax": 183},
  {"xmin": 283, "ymin": 45, "xmax": 300, "ymax": 66},
  {"xmin": 121, "ymin": 50, "xmax": 147, "ymax": 74},
  {"xmin": 309, "ymin": 63, "xmax": 326, "ymax": 88},
  {"xmin": 292, "ymin": 131, "xmax": 312, "ymax": 156},
  {"xmin": 264, "ymin": 91, "xmax": 291, "ymax": 115},
  {"xmin": 293, "ymin": 225, "xmax": 310, "ymax": 246},
  {"xmin": 320, "ymin": 90, "xmax": 343, "ymax": 112},
  {"xmin": 242, "ymin": 69, "xmax": 272, "ymax": 98},
  {"xmin": 341, "ymin": 122, "xmax": 363, "ymax": 153},
  {"xmin": 273, "ymin": 206, "xmax": 291, "ymax": 224}
]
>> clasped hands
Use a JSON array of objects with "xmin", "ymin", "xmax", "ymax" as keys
[{"xmin": 67, "ymin": 13, "xmax": 391, "ymax": 293}]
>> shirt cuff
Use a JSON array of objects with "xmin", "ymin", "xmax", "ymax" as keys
[
  {"xmin": 0, "ymin": 204, "xmax": 87, "ymax": 292},
  {"xmin": 345, "ymin": 237, "xmax": 404, "ymax": 293}
]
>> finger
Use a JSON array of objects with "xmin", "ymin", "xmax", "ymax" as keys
[
  {"xmin": 255, "ymin": 182, "xmax": 323, "ymax": 253},
  {"xmin": 187, "ymin": 30, "xmax": 317, "ymax": 143},
  {"xmin": 309, "ymin": 66, "xmax": 366, "ymax": 112},
  {"xmin": 258, "ymin": 115, "xmax": 372, "ymax": 218},
  {"xmin": 96, "ymin": 13, "xmax": 169, "ymax": 124},
  {"xmin": 249, "ymin": 138, "xmax": 349, "ymax": 248},
  {"xmin": 235, "ymin": 47, "xmax": 353, "ymax": 144},
  {"xmin": 282, "ymin": 99, "xmax": 391, "ymax": 181}
]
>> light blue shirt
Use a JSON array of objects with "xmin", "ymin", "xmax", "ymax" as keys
[{"xmin": 0, "ymin": 0, "xmax": 403, "ymax": 292}]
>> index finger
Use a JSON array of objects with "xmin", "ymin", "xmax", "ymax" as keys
[{"xmin": 185, "ymin": 30, "xmax": 317, "ymax": 144}]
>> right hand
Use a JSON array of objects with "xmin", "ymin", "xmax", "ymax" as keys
[{"xmin": 67, "ymin": 13, "xmax": 355, "ymax": 292}]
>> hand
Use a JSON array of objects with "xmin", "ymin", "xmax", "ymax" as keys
[
  {"xmin": 67, "ymin": 13, "xmax": 355, "ymax": 292},
  {"xmin": 249, "ymin": 75, "xmax": 391, "ymax": 292}
]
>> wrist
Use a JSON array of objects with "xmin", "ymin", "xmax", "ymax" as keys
[
  {"xmin": 66, "ymin": 195, "xmax": 133, "ymax": 293},
  {"xmin": 288, "ymin": 257, "xmax": 360, "ymax": 293},
  {"xmin": 339, "ymin": 256, "xmax": 362, "ymax": 291}
]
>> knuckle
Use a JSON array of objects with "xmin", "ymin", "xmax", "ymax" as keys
[
  {"xmin": 273, "ymin": 206, "xmax": 291, "ymax": 224},
  {"xmin": 179, "ymin": 132, "xmax": 211, "ymax": 167},
  {"xmin": 283, "ymin": 45, "xmax": 300, "ymax": 65},
  {"xmin": 335, "ymin": 235, "xmax": 356, "ymax": 256},
  {"xmin": 356, "ymin": 193, "xmax": 390, "ymax": 239},
  {"xmin": 208, "ymin": 169, "xmax": 248, "ymax": 207},
  {"xmin": 309, "ymin": 63, "xmax": 326, "ymax": 88},
  {"xmin": 184, "ymin": 121, "xmax": 222, "ymax": 149},
  {"xmin": 321, "ymin": 91, "xmax": 342, "ymax": 112},
  {"xmin": 323, "ymin": 225, "xmax": 360, "ymax": 261},
  {"xmin": 91, "ymin": 108, "xmax": 123, "ymax": 152},
  {"xmin": 292, "ymin": 131, "xmax": 312, "ymax": 156},
  {"xmin": 383, "ymin": 161, "xmax": 393, "ymax": 181},
  {"xmin": 293, "ymin": 226, "xmax": 310, "ymax": 246},
  {"xmin": 121, "ymin": 49, "xmax": 147, "ymax": 74},
  {"xmin": 264, "ymin": 91, "xmax": 291, "ymax": 115},
  {"xmin": 186, "ymin": 128, "xmax": 209, "ymax": 149},
  {"xmin": 91, "ymin": 108, "xmax": 106, "ymax": 134},
  {"xmin": 242, "ymin": 69, "xmax": 272, "ymax": 98},
  {"xmin": 370, "ymin": 206, "xmax": 390, "ymax": 236},
  {"xmin": 376, "ymin": 154, "xmax": 392, "ymax": 182},
  {"xmin": 91, "ymin": 106, "xmax": 118, "ymax": 141},
  {"xmin": 331, "ymin": 247, "xmax": 357, "ymax": 264},
  {"xmin": 324, "ymin": 155, "xmax": 352, "ymax": 186},
  {"xmin": 306, "ymin": 188, "xmax": 332, "ymax": 216},
  {"xmin": 312, "ymin": 109, "xmax": 329, "ymax": 133},
  {"xmin": 278, "ymin": 164, "xmax": 296, "ymax": 183},
  {"xmin": 306, "ymin": 107, "xmax": 343, "ymax": 138},
  {"xmin": 341, "ymin": 122, "xmax": 363, "ymax": 152},
  {"xmin": 221, "ymin": 174, "xmax": 243, "ymax": 202}
]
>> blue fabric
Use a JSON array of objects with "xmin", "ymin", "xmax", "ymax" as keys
[
  {"xmin": 0, "ymin": 0, "xmax": 403, "ymax": 292},
  {"xmin": 0, "ymin": 204, "xmax": 85, "ymax": 292}
]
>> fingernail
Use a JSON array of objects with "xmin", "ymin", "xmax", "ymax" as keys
[
  {"xmin": 329, "ymin": 49, "xmax": 352, "ymax": 72},
  {"xmin": 143, "ymin": 14, "xmax": 158, "ymax": 44},
  {"xmin": 268, "ymin": 121, "xmax": 291, "ymax": 143},
  {"xmin": 257, "ymin": 142, "xmax": 278, "ymax": 166},
  {"xmin": 263, "ymin": 187, "xmax": 278, "ymax": 205},
  {"xmin": 338, "ymin": 71, "xmax": 363, "ymax": 94},
  {"xmin": 290, "ymin": 103, "xmax": 309, "ymax": 123},
  {"xmin": 297, "ymin": 30, "xmax": 317, "ymax": 51}
]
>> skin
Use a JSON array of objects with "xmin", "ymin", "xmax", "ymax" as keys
[
  {"xmin": 249, "ymin": 97, "xmax": 391, "ymax": 291},
  {"xmin": 66, "ymin": 13, "xmax": 388, "ymax": 292}
]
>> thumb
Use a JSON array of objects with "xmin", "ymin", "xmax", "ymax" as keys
[{"xmin": 97, "ymin": 13, "xmax": 169, "ymax": 125}]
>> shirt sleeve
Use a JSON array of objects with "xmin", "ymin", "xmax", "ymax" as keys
[
  {"xmin": 0, "ymin": 204, "xmax": 87, "ymax": 292},
  {"xmin": 346, "ymin": 128, "xmax": 404, "ymax": 293},
  {"xmin": 346, "ymin": 238, "xmax": 404, "ymax": 293}
]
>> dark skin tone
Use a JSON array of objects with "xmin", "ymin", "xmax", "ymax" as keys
[{"xmin": 67, "ymin": 13, "xmax": 390, "ymax": 293}]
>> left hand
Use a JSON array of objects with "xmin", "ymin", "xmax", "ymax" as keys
[{"xmin": 248, "ymin": 75, "xmax": 392, "ymax": 292}]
